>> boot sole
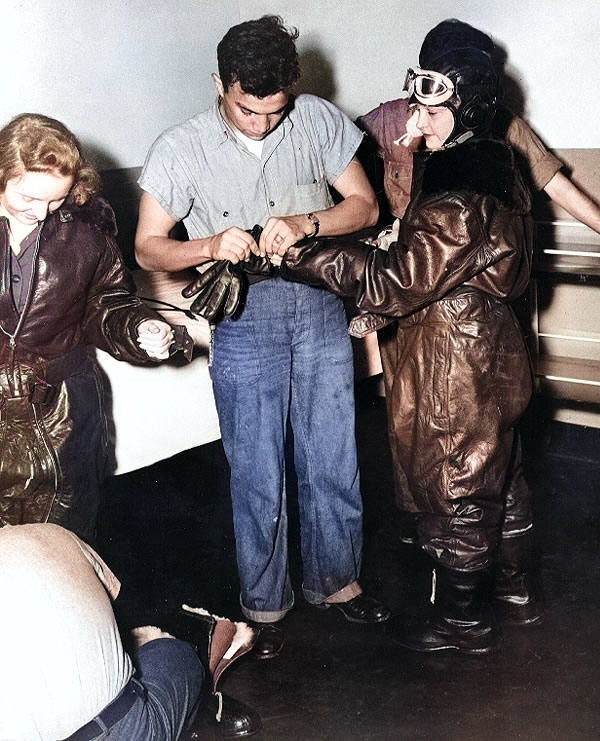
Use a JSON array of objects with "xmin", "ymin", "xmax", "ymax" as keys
[
  {"xmin": 398, "ymin": 642, "xmax": 502, "ymax": 655},
  {"xmin": 394, "ymin": 635, "xmax": 503, "ymax": 655}
]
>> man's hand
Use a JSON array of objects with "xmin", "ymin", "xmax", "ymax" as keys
[
  {"xmin": 182, "ymin": 227, "xmax": 274, "ymax": 323},
  {"xmin": 135, "ymin": 194, "xmax": 258, "ymax": 271},
  {"xmin": 205, "ymin": 226, "xmax": 256, "ymax": 262},
  {"xmin": 256, "ymin": 215, "xmax": 312, "ymax": 257}
]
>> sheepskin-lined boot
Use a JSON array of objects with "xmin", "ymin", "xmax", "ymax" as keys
[
  {"xmin": 393, "ymin": 564, "xmax": 502, "ymax": 655},
  {"xmin": 163, "ymin": 606, "xmax": 261, "ymax": 738}
]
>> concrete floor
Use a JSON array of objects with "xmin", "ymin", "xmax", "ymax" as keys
[{"xmin": 96, "ymin": 383, "xmax": 600, "ymax": 741}]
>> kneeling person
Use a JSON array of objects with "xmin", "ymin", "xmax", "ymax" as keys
[{"xmin": 0, "ymin": 523, "xmax": 258, "ymax": 740}]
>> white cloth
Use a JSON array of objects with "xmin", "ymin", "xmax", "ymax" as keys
[
  {"xmin": 0, "ymin": 524, "xmax": 133, "ymax": 741},
  {"xmin": 97, "ymin": 269, "xmax": 221, "ymax": 474}
]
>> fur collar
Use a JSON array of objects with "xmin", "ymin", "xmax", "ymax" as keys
[
  {"xmin": 420, "ymin": 138, "xmax": 516, "ymax": 208},
  {"xmin": 57, "ymin": 195, "xmax": 118, "ymax": 237}
]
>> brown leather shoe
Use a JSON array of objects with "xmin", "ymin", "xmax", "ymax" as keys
[
  {"xmin": 324, "ymin": 594, "xmax": 391, "ymax": 624},
  {"xmin": 250, "ymin": 622, "xmax": 284, "ymax": 659}
]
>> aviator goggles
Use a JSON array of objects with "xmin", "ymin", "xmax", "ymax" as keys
[{"xmin": 404, "ymin": 67, "xmax": 455, "ymax": 105}]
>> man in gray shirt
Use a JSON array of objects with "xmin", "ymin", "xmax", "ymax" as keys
[
  {"xmin": 0, "ymin": 524, "xmax": 199, "ymax": 740},
  {"xmin": 136, "ymin": 15, "xmax": 390, "ymax": 660}
]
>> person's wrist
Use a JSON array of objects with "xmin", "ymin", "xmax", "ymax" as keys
[{"xmin": 305, "ymin": 212, "xmax": 320, "ymax": 238}]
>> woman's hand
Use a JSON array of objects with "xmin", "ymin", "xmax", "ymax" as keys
[{"xmin": 136, "ymin": 319, "xmax": 174, "ymax": 360}]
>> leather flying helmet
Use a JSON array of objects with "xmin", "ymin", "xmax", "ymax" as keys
[{"xmin": 406, "ymin": 18, "xmax": 500, "ymax": 147}]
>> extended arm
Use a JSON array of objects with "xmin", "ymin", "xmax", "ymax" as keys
[
  {"xmin": 257, "ymin": 158, "xmax": 379, "ymax": 257},
  {"xmin": 280, "ymin": 188, "xmax": 529, "ymax": 318},
  {"xmin": 279, "ymin": 201, "xmax": 480, "ymax": 315},
  {"xmin": 505, "ymin": 113, "xmax": 600, "ymax": 234},
  {"xmin": 81, "ymin": 235, "xmax": 177, "ymax": 363},
  {"xmin": 544, "ymin": 170, "xmax": 600, "ymax": 234},
  {"xmin": 135, "ymin": 192, "xmax": 256, "ymax": 271}
]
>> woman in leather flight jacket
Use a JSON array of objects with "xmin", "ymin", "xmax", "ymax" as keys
[
  {"xmin": 277, "ymin": 27, "xmax": 539, "ymax": 653},
  {"xmin": 0, "ymin": 113, "xmax": 176, "ymax": 540}
]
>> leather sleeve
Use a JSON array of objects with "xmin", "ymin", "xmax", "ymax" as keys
[
  {"xmin": 281, "ymin": 192, "xmax": 529, "ymax": 319},
  {"xmin": 81, "ymin": 233, "xmax": 166, "ymax": 363},
  {"xmin": 279, "ymin": 236, "xmax": 373, "ymax": 296}
]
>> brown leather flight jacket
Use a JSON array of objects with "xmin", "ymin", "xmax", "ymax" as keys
[
  {"xmin": 280, "ymin": 139, "xmax": 534, "ymax": 515},
  {"xmin": 0, "ymin": 196, "xmax": 163, "ymax": 531}
]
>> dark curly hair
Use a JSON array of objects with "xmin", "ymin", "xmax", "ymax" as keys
[
  {"xmin": 217, "ymin": 15, "xmax": 300, "ymax": 97},
  {"xmin": 0, "ymin": 113, "xmax": 100, "ymax": 205}
]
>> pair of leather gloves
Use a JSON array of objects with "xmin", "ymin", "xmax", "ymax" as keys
[
  {"xmin": 182, "ymin": 225, "xmax": 275, "ymax": 323},
  {"xmin": 181, "ymin": 224, "xmax": 385, "ymax": 326}
]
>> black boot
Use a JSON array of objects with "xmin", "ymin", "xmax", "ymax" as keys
[
  {"xmin": 494, "ymin": 532, "xmax": 544, "ymax": 626},
  {"xmin": 248, "ymin": 621, "xmax": 285, "ymax": 659},
  {"xmin": 396, "ymin": 510, "xmax": 421, "ymax": 546},
  {"xmin": 188, "ymin": 692, "xmax": 262, "ymax": 738},
  {"xmin": 391, "ymin": 564, "xmax": 502, "ymax": 655}
]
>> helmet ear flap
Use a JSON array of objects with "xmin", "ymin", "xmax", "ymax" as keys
[{"xmin": 459, "ymin": 95, "xmax": 488, "ymax": 130}]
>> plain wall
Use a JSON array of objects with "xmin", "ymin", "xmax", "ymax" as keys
[
  {"xmin": 2, "ymin": 0, "xmax": 240, "ymax": 168},
  {"xmin": 2, "ymin": 0, "xmax": 599, "ymax": 170}
]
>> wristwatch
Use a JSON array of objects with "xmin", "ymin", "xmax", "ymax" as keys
[{"xmin": 306, "ymin": 212, "xmax": 320, "ymax": 238}]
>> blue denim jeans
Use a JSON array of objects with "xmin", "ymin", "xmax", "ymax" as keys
[
  {"xmin": 211, "ymin": 278, "xmax": 363, "ymax": 622},
  {"xmin": 85, "ymin": 638, "xmax": 202, "ymax": 740}
]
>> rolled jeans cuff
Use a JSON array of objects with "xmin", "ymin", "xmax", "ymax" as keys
[{"xmin": 324, "ymin": 581, "xmax": 362, "ymax": 604}]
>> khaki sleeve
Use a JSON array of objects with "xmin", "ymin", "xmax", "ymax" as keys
[{"xmin": 506, "ymin": 115, "xmax": 562, "ymax": 191}]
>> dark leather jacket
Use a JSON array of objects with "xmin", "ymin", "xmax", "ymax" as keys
[
  {"xmin": 280, "ymin": 139, "xmax": 532, "ymax": 318},
  {"xmin": 0, "ymin": 196, "xmax": 166, "ymax": 531},
  {"xmin": 280, "ymin": 139, "xmax": 534, "ymax": 515},
  {"xmin": 0, "ymin": 195, "xmax": 157, "ymax": 368}
]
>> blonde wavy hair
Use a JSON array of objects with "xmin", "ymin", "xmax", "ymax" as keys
[{"xmin": 0, "ymin": 113, "xmax": 100, "ymax": 205}]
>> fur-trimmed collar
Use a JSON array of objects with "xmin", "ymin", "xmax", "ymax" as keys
[
  {"xmin": 57, "ymin": 195, "xmax": 117, "ymax": 237},
  {"xmin": 420, "ymin": 138, "xmax": 516, "ymax": 208}
]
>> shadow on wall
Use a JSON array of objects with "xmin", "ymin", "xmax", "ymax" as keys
[
  {"xmin": 296, "ymin": 47, "xmax": 337, "ymax": 101},
  {"xmin": 81, "ymin": 158, "xmax": 188, "ymax": 271},
  {"xmin": 99, "ymin": 167, "xmax": 144, "ymax": 270},
  {"xmin": 78, "ymin": 145, "xmax": 147, "ymax": 270}
]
